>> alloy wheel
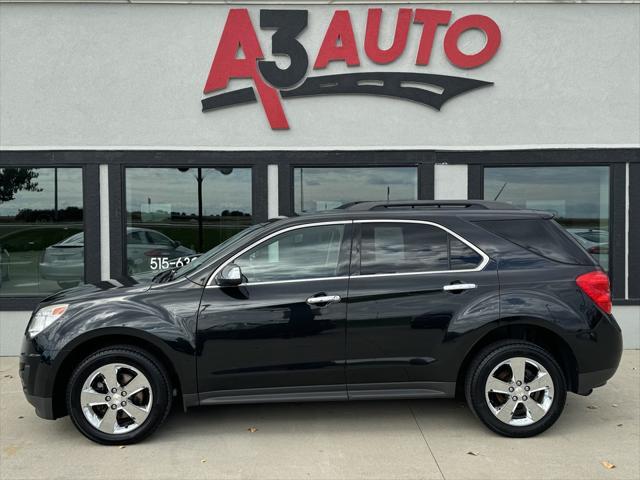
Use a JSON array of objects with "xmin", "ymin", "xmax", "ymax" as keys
[
  {"xmin": 484, "ymin": 356, "xmax": 555, "ymax": 426},
  {"xmin": 79, "ymin": 363, "xmax": 153, "ymax": 434}
]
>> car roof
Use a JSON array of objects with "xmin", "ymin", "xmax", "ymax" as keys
[{"xmin": 267, "ymin": 205, "xmax": 553, "ymax": 230}]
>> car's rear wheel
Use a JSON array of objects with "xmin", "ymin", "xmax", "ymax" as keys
[
  {"xmin": 66, "ymin": 346, "xmax": 172, "ymax": 444},
  {"xmin": 465, "ymin": 341, "xmax": 567, "ymax": 437}
]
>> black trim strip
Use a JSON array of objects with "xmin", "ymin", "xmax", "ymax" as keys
[
  {"xmin": 82, "ymin": 163, "xmax": 101, "ymax": 285},
  {"xmin": 108, "ymin": 164, "xmax": 124, "ymax": 279},
  {"xmin": 611, "ymin": 164, "xmax": 626, "ymax": 298},
  {"xmin": 467, "ymin": 164, "xmax": 484, "ymax": 199},
  {"xmin": 629, "ymin": 163, "xmax": 640, "ymax": 300}
]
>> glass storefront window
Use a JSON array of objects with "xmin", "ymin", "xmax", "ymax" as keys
[
  {"xmin": 0, "ymin": 167, "xmax": 84, "ymax": 296},
  {"xmin": 484, "ymin": 166, "xmax": 610, "ymax": 270},
  {"xmin": 293, "ymin": 167, "xmax": 418, "ymax": 214},
  {"xmin": 125, "ymin": 167, "xmax": 252, "ymax": 274}
]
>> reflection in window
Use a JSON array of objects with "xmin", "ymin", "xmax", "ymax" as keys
[
  {"xmin": 361, "ymin": 223, "xmax": 451, "ymax": 275},
  {"xmin": 235, "ymin": 224, "xmax": 346, "ymax": 283},
  {"xmin": 484, "ymin": 166, "xmax": 610, "ymax": 270},
  {"xmin": 0, "ymin": 167, "xmax": 84, "ymax": 296},
  {"xmin": 125, "ymin": 167, "xmax": 252, "ymax": 273},
  {"xmin": 293, "ymin": 167, "xmax": 418, "ymax": 214}
]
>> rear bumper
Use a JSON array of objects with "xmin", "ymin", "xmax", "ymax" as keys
[
  {"xmin": 576, "ymin": 367, "xmax": 618, "ymax": 395},
  {"xmin": 573, "ymin": 312, "xmax": 623, "ymax": 395}
]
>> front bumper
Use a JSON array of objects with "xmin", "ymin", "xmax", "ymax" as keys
[{"xmin": 19, "ymin": 337, "xmax": 58, "ymax": 420}]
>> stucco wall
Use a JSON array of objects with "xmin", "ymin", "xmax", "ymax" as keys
[{"xmin": 1, "ymin": 2, "xmax": 639, "ymax": 149}]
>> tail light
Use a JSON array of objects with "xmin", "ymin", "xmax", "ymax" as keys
[{"xmin": 576, "ymin": 270, "xmax": 612, "ymax": 314}]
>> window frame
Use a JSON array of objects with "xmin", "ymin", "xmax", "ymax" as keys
[
  {"xmin": 281, "ymin": 151, "xmax": 436, "ymax": 217},
  {"xmin": 0, "ymin": 158, "xmax": 101, "ymax": 310},
  {"xmin": 449, "ymin": 148, "xmax": 636, "ymax": 303},
  {"xmin": 352, "ymin": 219, "xmax": 489, "ymax": 278},
  {"xmin": 291, "ymin": 165, "xmax": 422, "ymax": 215},
  {"xmin": 1, "ymin": 148, "xmax": 635, "ymax": 309},
  {"xmin": 471, "ymin": 162, "xmax": 623, "ymax": 298},
  {"xmin": 118, "ymin": 162, "xmax": 264, "ymax": 279}
]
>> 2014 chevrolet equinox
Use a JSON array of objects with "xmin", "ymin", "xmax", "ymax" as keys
[{"xmin": 19, "ymin": 201, "xmax": 623, "ymax": 444}]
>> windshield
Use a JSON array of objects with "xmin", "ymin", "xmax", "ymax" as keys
[{"xmin": 171, "ymin": 223, "xmax": 268, "ymax": 280}]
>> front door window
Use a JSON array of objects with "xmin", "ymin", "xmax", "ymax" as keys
[{"xmin": 234, "ymin": 224, "xmax": 348, "ymax": 283}]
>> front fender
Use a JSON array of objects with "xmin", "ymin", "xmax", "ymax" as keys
[{"xmin": 32, "ymin": 287, "xmax": 199, "ymax": 397}]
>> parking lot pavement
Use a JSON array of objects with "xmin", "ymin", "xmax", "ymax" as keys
[{"xmin": 1, "ymin": 351, "xmax": 638, "ymax": 480}]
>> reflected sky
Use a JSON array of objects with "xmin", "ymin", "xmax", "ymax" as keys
[
  {"xmin": 0, "ymin": 168, "xmax": 83, "ymax": 217},
  {"xmin": 126, "ymin": 167, "xmax": 252, "ymax": 217},
  {"xmin": 484, "ymin": 166, "xmax": 609, "ymax": 220},
  {"xmin": 294, "ymin": 167, "xmax": 418, "ymax": 213}
]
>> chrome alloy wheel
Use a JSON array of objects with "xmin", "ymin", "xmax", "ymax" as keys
[
  {"xmin": 79, "ymin": 363, "xmax": 153, "ymax": 434},
  {"xmin": 484, "ymin": 356, "xmax": 555, "ymax": 427}
]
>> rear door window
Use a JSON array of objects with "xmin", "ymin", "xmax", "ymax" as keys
[{"xmin": 359, "ymin": 222, "xmax": 484, "ymax": 275}]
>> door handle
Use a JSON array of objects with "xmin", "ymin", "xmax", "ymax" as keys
[
  {"xmin": 443, "ymin": 283, "xmax": 477, "ymax": 292},
  {"xmin": 306, "ymin": 295, "xmax": 341, "ymax": 305}
]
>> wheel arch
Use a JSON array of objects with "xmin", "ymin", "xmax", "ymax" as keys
[
  {"xmin": 51, "ymin": 329, "xmax": 184, "ymax": 419},
  {"xmin": 455, "ymin": 322, "xmax": 579, "ymax": 398}
]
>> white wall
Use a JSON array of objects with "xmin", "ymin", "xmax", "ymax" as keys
[
  {"xmin": 0, "ymin": 311, "xmax": 29, "ymax": 355},
  {"xmin": 613, "ymin": 306, "xmax": 640, "ymax": 351},
  {"xmin": 434, "ymin": 164, "xmax": 468, "ymax": 199},
  {"xmin": 1, "ymin": 2, "xmax": 639, "ymax": 149}
]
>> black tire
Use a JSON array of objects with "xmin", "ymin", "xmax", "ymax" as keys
[
  {"xmin": 465, "ymin": 340, "xmax": 567, "ymax": 437},
  {"xmin": 66, "ymin": 346, "xmax": 172, "ymax": 445}
]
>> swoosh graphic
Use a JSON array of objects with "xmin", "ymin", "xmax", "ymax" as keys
[{"xmin": 202, "ymin": 72, "xmax": 492, "ymax": 113}]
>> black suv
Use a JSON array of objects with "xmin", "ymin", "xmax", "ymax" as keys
[{"xmin": 19, "ymin": 201, "xmax": 622, "ymax": 444}]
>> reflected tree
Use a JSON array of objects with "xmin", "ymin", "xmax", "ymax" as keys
[{"xmin": 0, "ymin": 168, "xmax": 41, "ymax": 203}]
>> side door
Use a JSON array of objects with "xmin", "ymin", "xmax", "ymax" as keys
[
  {"xmin": 346, "ymin": 219, "xmax": 499, "ymax": 399},
  {"xmin": 196, "ymin": 221, "xmax": 352, "ymax": 403}
]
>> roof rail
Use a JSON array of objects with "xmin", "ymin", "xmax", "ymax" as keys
[{"xmin": 337, "ymin": 200, "xmax": 518, "ymax": 211}]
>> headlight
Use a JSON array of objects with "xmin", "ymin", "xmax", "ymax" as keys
[{"xmin": 28, "ymin": 304, "xmax": 69, "ymax": 338}]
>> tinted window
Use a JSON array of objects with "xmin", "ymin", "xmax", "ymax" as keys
[
  {"xmin": 361, "ymin": 223, "xmax": 449, "ymax": 274},
  {"xmin": 294, "ymin": 167, "xmax": 418, "ymax": 214},
  {"xmin": 126, "ymin": 167, "xmax": 252, "ymax": 273},
  {"xmin": 235, "ymin": 224, "xmax": 346, "ymax": 283},
  {"xmin": 450, "ymin": 237, "xmax": 483, "ymax": 269},
  {"xmin": 476, "ymin": 219, "xmax": 594, "ymax": 265},
  {"xmin": 0, "ymin": 167, "xmax": 84, "ymax": 296},
  {"xmin": 484, "ymin": 166, "xmax": 609, "ymax": 270}
]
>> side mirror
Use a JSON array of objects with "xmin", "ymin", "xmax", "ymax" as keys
[{"xmin": 216, "ymin": 263, "xmax": 242, "ymax": 286}]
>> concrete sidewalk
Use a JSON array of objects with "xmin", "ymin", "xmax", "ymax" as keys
[{"xmin": 1, "ymin": 352, "xmax": 638, "ymax": 480}]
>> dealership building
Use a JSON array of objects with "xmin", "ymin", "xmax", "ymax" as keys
[{"xmin": 0, "ymin": 0, "xmax": 638, "ymax": 354}]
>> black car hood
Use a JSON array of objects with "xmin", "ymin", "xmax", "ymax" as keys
[{"xmin": 39, "ymin": 272, "xmax": 157, "ymax": 306}]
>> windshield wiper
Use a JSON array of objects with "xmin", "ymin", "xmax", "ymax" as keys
[{"xmin": 152, "ymin": 268, "xmax": 177, "ymax": 283}]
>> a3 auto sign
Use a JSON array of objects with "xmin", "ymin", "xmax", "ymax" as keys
[{"xmin": 202, "ymin": 8, "xmax": 502, "ymax": 130}]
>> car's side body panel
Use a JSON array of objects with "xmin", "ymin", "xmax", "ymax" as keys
[{"xmin": 18, "ymin": 208, "xmax": 623, "ymax": 423}]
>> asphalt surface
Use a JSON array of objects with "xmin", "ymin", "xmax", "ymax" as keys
[{"xmin": 1, "ymin": 352, "xmax": 638, "ymax": 480}]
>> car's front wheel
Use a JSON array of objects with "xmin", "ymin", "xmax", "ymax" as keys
[
  {"xmin": 66, "ymin": 346, "xmax": 172, "ymax": 444},
  {"xmin": 465, "ymin": 340, "xmax": 567, "ymax": 437}
]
